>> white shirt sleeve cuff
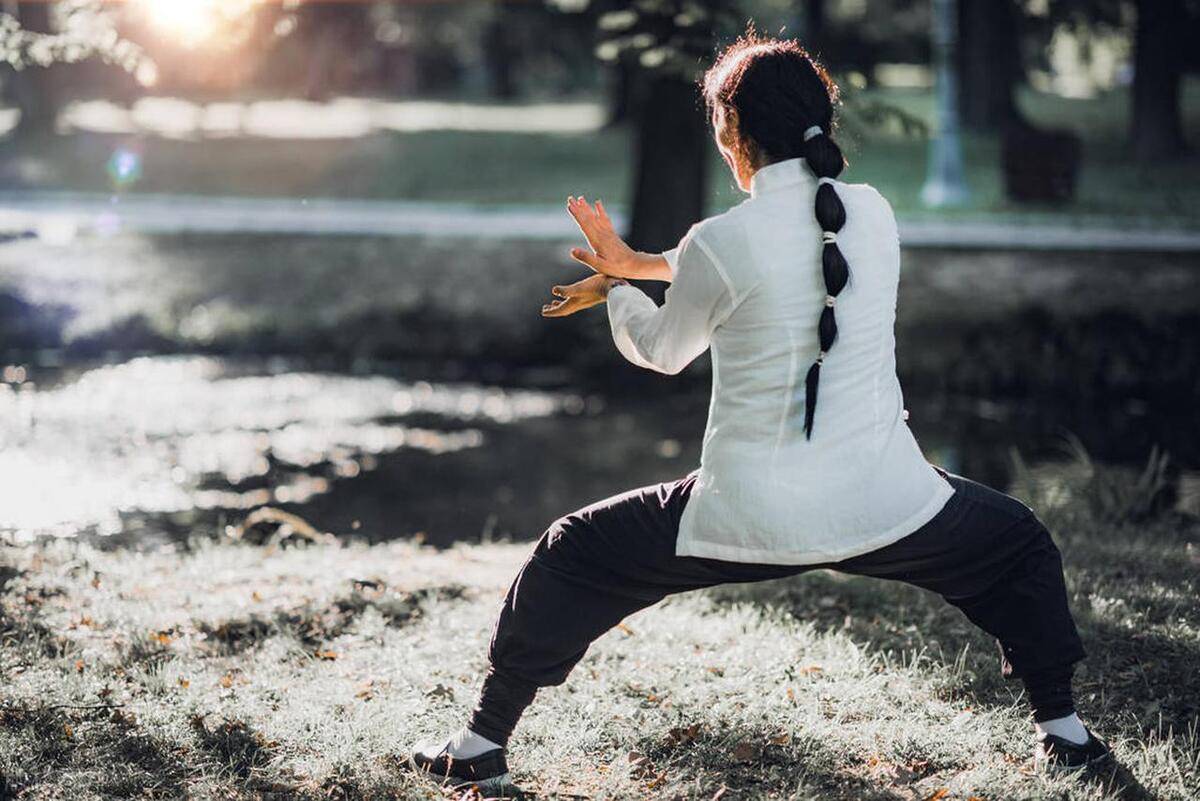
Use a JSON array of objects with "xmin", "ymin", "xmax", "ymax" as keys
[{"xmin": 660, "ymin": 246, "xmax": 681, "ymax": 279}]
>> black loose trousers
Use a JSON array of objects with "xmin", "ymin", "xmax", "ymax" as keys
[{"xmin": 469, "ymin": 467, "xmax": 1087, "ymax": 745}]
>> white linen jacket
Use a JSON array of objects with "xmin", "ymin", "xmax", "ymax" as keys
[{"xmin": 606, "ymin": 157, "xmax": 953, "ymax": 565}]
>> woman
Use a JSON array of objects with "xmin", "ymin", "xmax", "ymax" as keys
[{"xmin": 413, "ymin": 33, "xmax": 1108, "ymax": 790}]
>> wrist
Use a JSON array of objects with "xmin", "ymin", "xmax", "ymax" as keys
[{"xmin": 600, "ymin": 276, "xmax": 628, "ymax": 298}]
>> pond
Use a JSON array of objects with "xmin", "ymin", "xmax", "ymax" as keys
[{"xmin": 1, "ymin": 353, "xmax": 1195, "ymax": 550}]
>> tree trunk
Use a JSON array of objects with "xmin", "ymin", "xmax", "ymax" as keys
[
  {"xmin": 800, "ymin": 0, "xmax": 826, "ymax": 52},
  {"xmin": 7, "ymin": 2, "xmax": 59, "ymax": 139},
  {"xmin": 1131, "ymin": 0, "xmax": 1187, "ymax": 160},
  {"xmin": 628, "ymin": 73, "xmax": 708, "ymax": 258},
  {"xmin": 605, "ymin": 60, "xmax": 635, "ymax": 128},
  {"xmin": 956, "ymin": 0, "xmax": 1022, "ymax": 132},
  {"xmin": 482, "ymin": 13, "xmax": 518, "ymax": 99}
]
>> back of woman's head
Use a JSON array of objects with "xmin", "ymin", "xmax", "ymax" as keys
[{"xmin": 703, "ymin": 32, "xmax": 850, "ymax": 441}]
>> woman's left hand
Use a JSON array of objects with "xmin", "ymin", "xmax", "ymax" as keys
[
  {"xmin": 566, "ymin": 196, "xmax": 640, "ymax": 278},
  {"xmin": 541, "ymin": 274, "xmax": 625, "ymax": 318}
]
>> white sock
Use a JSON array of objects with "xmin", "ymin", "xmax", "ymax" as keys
[
  {"xmin": 442, "ymin": 727, "xmax": 503, "ymax": 759},
  {"xmin": 1035, "ymin": 713, "xmax": 1089, "ymax": 745}
]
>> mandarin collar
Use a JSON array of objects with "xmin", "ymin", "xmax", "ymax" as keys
[{"xmin": 749, "ymin": 157, "xmax": 815, "ymax": 198}]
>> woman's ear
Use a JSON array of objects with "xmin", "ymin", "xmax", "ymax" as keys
[{"xmin": 718, "ymin": 107, "xmax": 740, "ymax": 147}]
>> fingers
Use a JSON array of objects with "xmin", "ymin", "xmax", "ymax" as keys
[
  {"xmin": 551, "ymin": 285, "xmax": 566, "ymax": 298},
  {"xmin": 542, "ymin": 297, "xmax": 578, "ymax": 318},
  {"xmin": 569, "ymin": 247, "xmax": 603, "ymax": 272},
  {"xmin": 596, "ymin": 199, "xmax": 611, "ymax": 224}
]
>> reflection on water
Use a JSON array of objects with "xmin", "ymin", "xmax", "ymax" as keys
[
  {"xmin": 0, "ymin": 357, "xmax": 563, "ymax": 543},
  {"xmin": 1, "ymin": 355, "xmax": 1195, "ymax": 549}
]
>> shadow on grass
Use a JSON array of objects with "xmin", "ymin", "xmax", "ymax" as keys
[
  {"xmin": 0, "ymin": 703, "xmax": 189, "ymax": 798},
  {"xmin": 189, "ymin": 716, "xmax": 275, "ymax": 782},
  {"xmin": 628, "ymin": 721, "xmax": 910, "ymax": 801},
  {"xmin": 193, "ymin": 582, "xmax": 469, "ymax": 657}
]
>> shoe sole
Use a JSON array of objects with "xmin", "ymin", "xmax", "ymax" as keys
[
  {"xmin": 1036, "ymin": 750, "xmax": 1112, "ymax": 773},
  {"xmin": 409, "ymin": 755, "xmax": 512, "ymax": 792}
]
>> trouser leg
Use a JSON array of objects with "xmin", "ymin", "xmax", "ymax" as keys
[
  {"xmin": 468, "ymin": 472, "xmax": 796, "ymax": 746},
  {"xmin": 832, "ymin": 471, "xmax": 1086, "ymax": 720}
]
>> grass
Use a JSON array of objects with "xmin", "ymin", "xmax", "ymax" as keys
[
  {"xmin": 3, "ymin": 81, "xmax": 1199, "ymax": 225},
  {"xmin": 1, "ymin": 451, "xmax": 1198, "ymax": 799}
]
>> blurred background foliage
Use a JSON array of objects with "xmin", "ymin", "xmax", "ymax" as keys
[{"xmin": 0, "ymin": 0, "xmax": 1197, "ymax": 245}]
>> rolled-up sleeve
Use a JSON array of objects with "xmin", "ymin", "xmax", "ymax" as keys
[{"xmin": 606, "ymin": 227, "xmax": 735, "ymax": 375}]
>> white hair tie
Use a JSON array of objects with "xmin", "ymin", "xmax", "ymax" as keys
[
  {"xmin": 821, "ymin": 231, "xmax": 838, "ymax": 244},
  {"xmin": 817, "ymin": 177, "xmax": 836, "ymax": 187},
  {"xmin": 824, "ymin": 294, "xmax": 836, "ymax": 308},
  {"xmin": 802, "ymin": 125, "xmax": 823, "ymax": 142}
]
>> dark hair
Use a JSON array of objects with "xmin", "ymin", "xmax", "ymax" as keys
[{"xmin": 702, "ymin": 32, "xmax": 847, "ymax": 440}]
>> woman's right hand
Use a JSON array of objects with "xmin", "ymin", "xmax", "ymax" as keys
[{"xmin": 541, "ymin": 274, "xmax": 625, "ymax": 318}]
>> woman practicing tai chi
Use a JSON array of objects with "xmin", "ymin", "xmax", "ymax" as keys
[{"xmin": 413, "ymin": 33, "xmax": 1109, "ymax": 790}]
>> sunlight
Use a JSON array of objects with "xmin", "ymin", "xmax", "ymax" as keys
[{"xmin": 132, "ymin": 0, "xmax": 261, "ymax": 49}]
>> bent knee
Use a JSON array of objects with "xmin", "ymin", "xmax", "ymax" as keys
[{"xmin": 533, "ymin": 513, "xmax": 591, "ymax": 559}]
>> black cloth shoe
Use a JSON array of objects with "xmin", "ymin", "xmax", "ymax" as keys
[
  {"xmin": 1035, "ymin": 729, "xmax": 1111, "ymax": 771},
  {"xmin": 410, "ymin": 740, "xmax": 511, "ymax": 790}
]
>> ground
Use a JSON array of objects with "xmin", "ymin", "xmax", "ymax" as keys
[{"xmin": 2, "ymin": 453, "xmax": 1197, "ymax": 800}]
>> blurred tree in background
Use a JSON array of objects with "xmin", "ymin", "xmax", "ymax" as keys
[
  {"xmin": 550, "ymin": 1, "xmax": 740, "ymax": 253},
  {"xmin": 1, "ymin": 0, "xmax": 148, "ymax": 139},
  {"xmin": 1037, "ymin": 0, "xmax": 1196, "ymax": 159},
  {"xmin": 0, "ymin": 0, "xmax": 1195, "ymax": 201}
]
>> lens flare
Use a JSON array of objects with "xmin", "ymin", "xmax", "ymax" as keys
[{"xmin": 107, "ymin": 148, "xmax": 143, "ymax": 188}]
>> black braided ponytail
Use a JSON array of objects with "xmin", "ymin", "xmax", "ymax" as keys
[
  {"xmin": 703, "ymin": 30, "xmax": 848, "ymax": 440},
  {"xmin": 801, "ymin": 126, "xmax": 848, "ymax": 439}
]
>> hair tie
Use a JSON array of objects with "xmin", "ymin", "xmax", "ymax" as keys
[
  {"xmin": 821, "ymin": 231, "xmax": 838, "ymax": 244},
  {"xmin": 802, "ymin": 125, "xmax": 823, "ymax": 142},
  {"xmin": 824, "ymin": 295, "xmax": 836, "ymax": 308},
  {"xmin": 817, "ymin": 177, "xmax": 836, "ymax": 187},
  {"xmin": 816, "ymin": 350, "xmax": 827, "ymax": 364}
]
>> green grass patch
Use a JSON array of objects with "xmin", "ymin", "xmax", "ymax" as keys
[
  {"xmin": 4, "ymin": 81, "xmax": 1199, "ymax": 227},
  {"xmin": 1, "ymin": 453, "xmax": 1198, "ymax": 799}
]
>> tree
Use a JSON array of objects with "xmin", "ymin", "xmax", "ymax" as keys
[
  {"xmin": 6, "ymin": 3, "xmax": 56, "ymax": 138},
  {"xmin": 556, "ymin": 1, "xmax": 736, "ymax": 253},
  {"xmin": 1, "ymin": 1, "xmax": 150, "ymax": 140},
  {"xmin": 1129, "ymin": 0, "xmax": 1188, "ymax": 159},
  {"xmin": 1042, "ymin": 0, "xmax": 1193, "ymax": 160},
  {"xmin": 956, "ymin": 0, "xmax": 1025, "ymax": 131}
]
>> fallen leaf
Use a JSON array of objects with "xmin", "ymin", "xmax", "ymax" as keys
[
  {"xmin": 799, "ymin": 664, "xmax": 823, "ymax": 674},
  {"xmin": 74, "ymin": 659, "xmax": 85, "ymax": 673},
  {"xmin": 426, "ymin": 684, "xmax": 455, "ymax": 701},
  {"xmin": 627, "ymin": 752, "xmax": 653, "ymax": 779},
  {"xmin": 63, "ymin": 724, "xmax": 73, "ymax": 738},
  {"xmin": 616, "ymin": 622, "xmax": 635, "ymax": 636},
  {"xmin": 786, "ymin": 687, "xmax": 796, "ymax": 703},
  {"xmin": 705, "ymin": 666, "xmax": 724, "ymax": 677},
  {"xmin": 152, "ymin": 631, "xmax": 173, "ymax": 646},
  {"xmin": 665, "ymin": 724, "xmax": 702, "ymax": 745},
  {"xmin": 178, "ymin": 678, "xmax": 190, "ymax": 689},
  {"xmin": 769, "ymin": 732, "xmax": 791, "ymax": 746},
  {"xmin": 731, "ymin": 741, "xmax": 759, "ymax": 763},
  {"xmin": 219, "ymin": 674, "xmax": 233, "ymax": 689},
  {"xmin": 315, "ymin": 650, "xmax": 339, "ymax": 661},
  {"xmin": 251, "ymin": 591, "xmax": 263, "ymax": 602},
  {"xmin": 923, "ymin": 790, "xmax": 950, "ymax": 801}
]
